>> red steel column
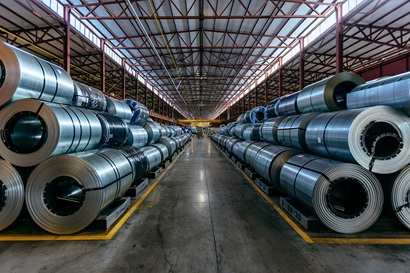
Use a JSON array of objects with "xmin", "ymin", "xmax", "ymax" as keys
[
  {"xmin": 135, "ymin": 76, "xmax": 139, "ymax": 101},
  {"xmin": 121, "ymin": 59, "xmax": 126, "ymax": 99},
  {"xmin": 278, "ymin": 58, "xmax": 283, "ymax": 97},
  {"xmin": 63, "ymin": 6, "xmax": 71, "ymax": 75},
  {"xmin": 299, "ymin": 39, "xmax": 305, "ymax": 90},
  {"xmin": 336, "ymin": 3, "xmax": 344, "ymax": 73},
  {"xmin": 100, "ymin": 40, "xmax": 106, "ymax": 93},
  {"xmin": 264, "ymin": 72, "xmax": 268, "ymax": 105}
]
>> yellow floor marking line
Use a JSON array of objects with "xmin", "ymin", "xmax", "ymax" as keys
[
  {"xmin": 0, "ymin": 141, "xmax": 191, "ymax": 242},
  {"xmin": 211, "ymin": 140, "xmax": 410, "ymax": 245}
]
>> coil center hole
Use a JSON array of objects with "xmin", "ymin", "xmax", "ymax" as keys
[
  {"xmin": 361, "ymin": 121, "xmax": 402, "ymax": 159},
  {"xmin": 0, "ymin": 59, "xmax": 5, "ymax": 88},
  {"xmin": 326, "ymin": 178, "xmax": 368, "ymax": 218},
  {"xmin": 3, "ymin": 112, "xmax": 48, "ymax": 154},
  {"xmin": 0, "ymin": 181, "xmax": 6, "ymax": 212},
  {"xmin": 333, "ymin": 81, "xmax": 358, "ymax": 109},
  {"xmin": 44, "ymin": 177, "xmax": 85, "ymax": 216}
]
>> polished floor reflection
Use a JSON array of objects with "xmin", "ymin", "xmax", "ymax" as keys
[{"xmin": 1, "ymin": 137, "xmax": 410, "ymax": 273}]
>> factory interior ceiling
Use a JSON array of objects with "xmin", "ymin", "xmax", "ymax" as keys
[{"xmin": 0, "ymin": 0, "xmax": 409, "ymax": 120}]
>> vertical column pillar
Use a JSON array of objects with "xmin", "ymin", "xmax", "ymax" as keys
[
  {"xmin": 63, "ymin": 6, "xmax": 71, "ymax": 75},
  {"xmin": 336, "ymin": 3, "xmax": 344, "ymax": 73},
  {"xmin": 100, "ymin": 39, "xmax": 106, "ymax": 93},
  {"xmin": 255, "ymin": 87, "xmax": 258, "ymax": 107},
  {"xmin": 299, "ymin": 39, "xmax": 305, "ymax": 90},
  {"xmin": 134, "ymin": 77, "xmax": 139, "ymax": 102},
  {"xmin": 121, "ymin": 59, "xmax": 126, "ymax": 100},
  {"xmin": 264, "ymin": 72, "xmax": 268, "ymax": 105},
  {"xmin": 278, "ymin": 58, "xmax": 283, "ymax": 97},
  {"xmin": 248, "ymin": 93, "xmax": 251, "ymax": 110},
  {"xmin": 144, "ymin": 86, "xmax": 148, "ymax": 106}
]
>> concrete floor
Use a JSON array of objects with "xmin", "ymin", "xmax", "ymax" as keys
[{"xmin": 1, "ymin": 137, "xmax": 410, "ymax": 273}]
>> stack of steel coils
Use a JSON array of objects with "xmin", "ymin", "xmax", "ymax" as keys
[
  {"xmin": 213, "ymin": 71, "xmax": 410, "ymax": 234},
  {"xmin": 0, "ymin": 41, "xmax": 189, "ymax": 234}
]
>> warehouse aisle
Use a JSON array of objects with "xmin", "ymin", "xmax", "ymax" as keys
[{"xmin": 1, "ymin": 137, "xmax": 410, "ymax": 273}]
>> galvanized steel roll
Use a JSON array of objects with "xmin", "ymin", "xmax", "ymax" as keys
[
  {"xmin": 234, "ymin": 123, "xmax": 251, "ymax": 139},
  {"xmin": 237, "ymin": 114, "xmax": 245, "ymax": 123},
  {"xmin": 106, "ymin": 97, "xmax": 133, "ymax": 122},
  {"xmin": 253, "ymin": 145, "xmax": 301, "ymax": 189},
  {"xmin": 0, "ymin": 41, "xmax": 74, "ymax": 106},
  {"xmin": 151, "ymin": 143, "xmax": 169, "ymax": 161},
  {"xmin": 96, "ymin": 113, "xmax": 128, "ymax": 148},
  {"xmin": 280, "ymin": 154, "xmax": 383, "ymax": 234},
  {"xmin": 244, "ymin": 142, "xmax": 271, "ymax": 169},
  {"xmin": 232, "ymin": 140, "xmax": 256, "ymax": 162},
  {"xmin": 347, "ymin": 72, "xmax": 410, "ymax": 115},
  {"xmin": 171, "ymin": 136, "xmax": 182, "ymax": 149},
  {"xmin": 72, "ymin": 81, "xmax": 107, "ymax": 111},
  {"xmin": 225, "ymin": 137, "xmax": 242, "ymax": 153},
  {"xmin": 25, "ymin": 149, "xmax": 134, "ymax": 234},
  {"xmin": 260, "ymin": 116, "xmax": 286, "ymax": 144},
  {"xmin": 140, "ymin": 146, "xmax": 163, "ymax": 171},
  {"xmin": 127, "ymin": 124, "xmax": 149, "ymax": 148},
  {"xmin": 243, "ymin": 106, "xmax": 267, "ymax": 123},
  {"xmin": 0, "ymin": 99, "xmax": 102, "ymax": 167},
  {"xmin": 144, "ymin": 121, "xmax": 161, "ymax": 145},
  {"xmin": 297, "ymin": 72, "xmax": 365, "ymax": 113},
  {"xmin": 242, "ymin": 126, "xmax": 253, "ymax": 141},
  {"xmin": 305, "ymin": 105, "xmax": 410, "ymax": 174},
  {"xmin": 123, "ymin": 99, "xmax": 149, "ymax": 126},
  {"xmin": 276, "ymin": 112, "xmax": 320, "ymax": 151},
  {"xmin": 168, "ymin": 126, "xmax": 183, "ymax": 136},
  {"xmin": 118, "ymin": 146, "xmax": 149, "ymax": 183},
  {"xmin": 385, "ymin": 166, "xmax": 410, "ymax": 229},
  {"xmin": 266, "ymin": 98, "xmax": 280, "ymax": 118},
  {"xmin": 0, "ymin": 160, "xmax": 25, "ymax": 231},
  {"xmin": 276, "ymin": 93, "xmax": 299, "ymax": 116},
  {"xmin": 250, "ymin": 123, "xmax": 263, "ymax": 142},
  {"xmin": 158, "ymin": 137, "xmax": 178, "ymax": 155}
]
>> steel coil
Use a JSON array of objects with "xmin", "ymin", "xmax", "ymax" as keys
[
  {"xmin": 123, "ymin": 99, "xmax": 149, "ymax": 126},
  {"xmin": 242, "ymin": 126, "xmax": 253, "ymax": 141},
  {"xmin": 168, "ymin": 126, "xmax": 183, "ymax": 136},
  {"xmin": 276, "ymin": 93, "xmax": 299, "ymax": 116},
  {"xmin": 225, "ymin": 123, "xmax": 237, "ymax": 136},
  {"xmin": 106, "ymin": 97, "xmax": 133, "ymax": 122},
  {"xmin": 237, "ymin": 114, "xmax": 245, "ymax": 123},
  {"xmin": 0, "ymin": 99, "xmax": 102, "ymax": 167},
  {"xmin": 118, "ymin": 146, "xmax": 149, "ymax": 183},
  {"xmin": 158, "ymin": 137, "xmax": 177, "ymax": 155},
  {"xmin": 253, "ymin": 145, "xmax": 301, "ymax": 189},
  {"xmin": 225, "ymin": 137, "xmax": 242, "ymax": 153},
  {"xmin": 159, "ymin": 126, "xmax": 168, "ymax": 137},
  {"xmin": 127, "ymin": 124, "xmax": 149, "ymax": 148},
  {"xmin": 305, "ymin": 105, "xmax": 410, "ymax": 174},
  {"xmin": 72, "ymin": 81, "xmax": 107, "ymax": 111},
  {"xmin": 244, "ymin": 142, "xmax": 271, "ymax": 169},
  {"xmin": 0, "ymin": 41, "xmax": 74, "ymax": 106},
  {"xmin": 266, "ymin": 98, "xmax": 280, "ymax": 118},
  {"xmin": 260, "ymin": 116, "xmax": 286, "ymax": 144},
  {"xmin": 297, "ymin": 72, "xmax": 365, "ymax": 113},
  {"xmin": 0, "ymin": 160, "xmax": 25, "ymax": 231},
  {"xmin": 25, "ymin": 149, "xmax": 134, "ymax": 234},
  {"xmin": 96, "ymin": 113, "xmax": 128, "ymax": 148},
  {"xmin": 347, "ymin": 72, "xmax": 410, "ymax": 115},
  {"xmin": 243, "ymin": 106, "xmax": 267, "ymax": 123},
  {"xmin": 250, "ymin": 123, "xmax": 263, "ymax": 142},
  {"xmin": 140, "ymin": 146, "xmax": 163, "ymax": 171},
  {"xmin": 234, "ymin": 123, "xmax": 251, "ymax": 139},
  {"xmin": 171, "ymin": 136, "xmax": 182, "ymax": 149},
  {"xmin": 151, "ymin": 143, "xmax": 169, "ymax": 162},
  {"xmin": 144, "ymin": 121, "xmax": 161, "ymax": 145},
  {"xmin": 276, "ymin": 112, "xmax": 320, "ymax": 151},
  {"xmin": 383, "ymin": 166, "xmax": 410, "ymax": 229},
  {"xmin": 280, "ymin": 154, "xmax": 383, "ymax": 234},
  {"xmin": 232, "ymin": 140, "xmax": 255, "ymax": 162}
]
